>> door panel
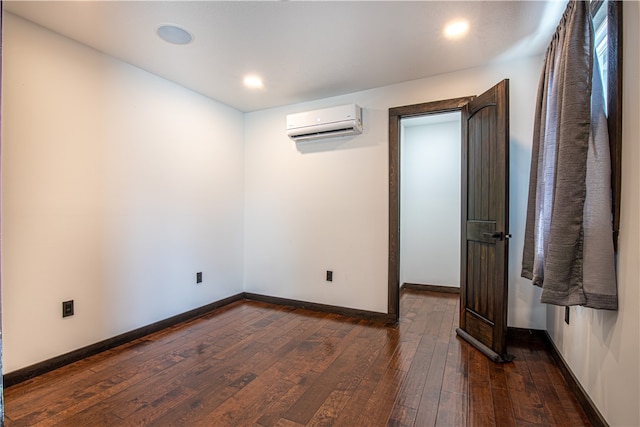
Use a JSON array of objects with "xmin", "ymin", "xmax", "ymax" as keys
[{"xmin": 457, "ymin": 80, "xmax": 511, "ymax": 362}]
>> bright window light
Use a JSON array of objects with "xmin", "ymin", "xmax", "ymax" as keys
[{"xmin": 592, "ymin": 1, "xmax": 608, "ymax": 109}]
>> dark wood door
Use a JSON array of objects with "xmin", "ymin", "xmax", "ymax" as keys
[{"xmin": 456, "ymin": 80, "xmax": 511, "ymax": 362}]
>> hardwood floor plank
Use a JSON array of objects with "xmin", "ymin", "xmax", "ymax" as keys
[
  {"xmin": 391, "ymin": 332, "xmax": 422, "ymax": 374},
  {"xmin": 486, "ymin": 350, "xmax": 516, "ymax": 426},
  {"xmin": 45, "ymin": 406, "xmax": 125, "ymax": 427},
  {"xmin": 254, "ymin": 371, "xmax": 321, "ymax": 427},
  {"xmin": 491, "ymin": 386, "xmax": 517, "ymax": 427},
  {"xmin": 355, "ymin": 366, "xmax": 406, "ymax": 427},
  {"xmin": 441, "ymin": 335, "xmax": 470, "ymax": 395},
  {"xmin": 210, "ymin": 308, "xmax": 295, "ymax": 362},
  {"xmin": 112, "ymin": 384, "xmax": 198, "ymax": 426},
  {"xmin": 435, "ymin": 391, "xmax": 467, "ymax": 427},
  {"xmin": 282, "ymin": 323, "xmax": 378, "ymax": 424},
  {"xmin": 387, "ymin": 335, "xmax": 437, "ymax": 425},
  {"xmin": 145, "ymin": 371, "xmax": 258, "ymax": 426},
  {"xmin": 195, "ymin": 375, "xmax": 295, "ymax": 427},
  {"xmin": 330, "ymin": 335, "xmax": 402, "ymax": 427},
  {"xmin": 273, "ymin": 418, "xmax": 305, "ymax": 427},
  {"xmin": 254, "ymin": 318, "xmax": 366, "ymax": 426},
  {"xmin": 468, "ymin": 383, "xmax": 496, "ymax": 426},
  {"xmin": 199, "ymin": 319, "xmax": 364, "ymax": 425},
  {"xmin": 526, "ymin": 341, "xmax": 591, "ymax": 427},
  {"xmin": 468, "ymin": 342, "xmax": 491, "ymax": 381},
  {"xmin": 488, "ymin": 357, "xmax": 509, "ymax": 390},
  {"xmin": 508, "ymin": 389, "xmax": 549, "ymax": 425},
  {"xmin": 414, "ymin": 341, "xmax": 449, "ymax": 426},
  {"xmin": 467, "ymin": 347, "xmax": 496, "ymax": 425},
  {"xmin": 387, "ymin": 405, "xmax": 417, "ymax": 427},
  {"xmin": 306, "ymin": 329, "xmax": 386, "ymax": 426},
  {"xmin": 154, "ymin": 314, "xmax": 335, "ymax": 425},
  {"xmin": 97, "ymin": 353, "xmax": 212, "ymax": 420},
  {"xmin": 351, "ymin": 293, "xmax": 416, "ymax": 427},
  {"xmin": 12, "ymin": 349, "xmax": 186, "ymax": 425},
  {"xmin": 503, "ymin": 347, "xmax": 550, "ymax": 425},
  {"xmin": 4, "ymin": 292, "xmax": 590, "ymax": 427},
  {"xmin": 437, "ymin": 295, "xmax": 458, "ymax": 343},
  {"xmin": 423, "ymin": 307, "xmax": 445, "ymax": 338}
]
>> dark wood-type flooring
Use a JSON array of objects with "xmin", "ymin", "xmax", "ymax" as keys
[{"xmin": 4, "ymin": 290, "xmax": 591, "ymax": 426}]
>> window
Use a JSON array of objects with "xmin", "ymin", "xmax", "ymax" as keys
[
  {"xmin": 592, "ymin": 2, "xmax": 608, "ymax": 104},
  {"xmin": 591, "ymin": 0, "xmax": 622, "ymax": 248}
]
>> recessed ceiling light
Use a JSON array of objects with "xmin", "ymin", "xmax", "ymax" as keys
[
  {"xmin": 444, "ymin": 19, "xmax": 469, "ymax": 39},
  {"xmin": 243, "ymin": 75, "xmax": 264, "ymax": 89},
  {"xmin": 157, "ymin": 24, "xmax": 193, "ymax": 45}
]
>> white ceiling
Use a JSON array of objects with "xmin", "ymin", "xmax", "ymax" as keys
[{"xmin": 4, "ymin": 1, "xmax": 566, "ymax": 113}]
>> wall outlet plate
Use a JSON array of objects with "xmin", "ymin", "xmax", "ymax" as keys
[
  {"xmin": 326, "ymin": 270, "xmax": 333, "ymax": 282},
  {"xmin": 62, "ymin": 300, "xmax": 74, "ymax": 318},
  {"xmin": 196, "ymin": 272, "xmax": 203, "ymax": 283}
]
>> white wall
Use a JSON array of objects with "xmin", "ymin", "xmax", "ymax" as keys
[
  {"xmin": 400, "ymin": 117, "xmax": 461, "ymax": 288},
  {"xmin": 244, "ymin": 55, "xmax": 546, "ymax": 328},
  {"xmin": 546, "ymin": 3, "xmax": 640, "ymax": 426},
  {"xmin": 1, "ymin": 14, "xmax": 245, "ymax": 373}
]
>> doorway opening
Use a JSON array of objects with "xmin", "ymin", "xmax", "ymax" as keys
[
  {"xmin": 399, "ymin": 112, "xmax": 461, "ymax": 292},
  {"xmin": 387, "ymin": 97, "xmax": 473, "ymax": 319}
]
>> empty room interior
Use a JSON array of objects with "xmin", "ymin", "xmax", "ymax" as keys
[{"xmin": 1, "ymin": 1, "xmax": 639, "ymax": 426}]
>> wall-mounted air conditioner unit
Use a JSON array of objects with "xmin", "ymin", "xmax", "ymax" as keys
[{"xmin": 286, "ymin": 104, "xmax": 363, "ymax": 142}]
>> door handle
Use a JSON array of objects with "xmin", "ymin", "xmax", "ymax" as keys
[
  {"xmin": 483, "ymin": 231, "xmax": 503, "ymax": 239},
  {"xmin": 482, "ymin": 232, "xmax": 512, "ymax": 240}
]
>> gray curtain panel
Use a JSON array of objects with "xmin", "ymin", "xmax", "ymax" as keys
[{"xmin": 522, "ymin": 0, "xmax": 617, "ymax": 310}]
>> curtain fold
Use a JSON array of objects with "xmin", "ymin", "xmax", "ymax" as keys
[{"xmin": 521, "ymin": 0, "xmax": 617, "ymax": 310}]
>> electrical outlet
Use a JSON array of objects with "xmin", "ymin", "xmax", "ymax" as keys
[
  {"xmin": 326, "ymin": 271, "xmax": 333, "ymax": 282},
  {"xmin": 196, "ymin": 272, "xmax": 203, "ymax": 284},
  {"xmin": 62, "ymin": 300, "xmax": 74, "ymax": 318}
]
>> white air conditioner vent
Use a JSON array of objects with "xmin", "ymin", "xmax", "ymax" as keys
[{"xmin": 286, "ymin": 104, "xmax": 363, "ymax": 142}]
